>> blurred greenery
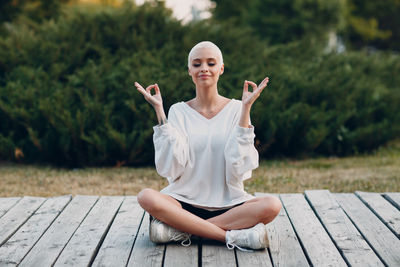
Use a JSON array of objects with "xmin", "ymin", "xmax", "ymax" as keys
[
  {"xmin": 0, "ymin": 0, "xmax": 399, "ymax": 167},
  {"xmin": 210, "ymin": 0, "xmax": 400, "ymax": 51}
]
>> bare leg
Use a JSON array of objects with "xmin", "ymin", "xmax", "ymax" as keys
[
  {"xmin": 138, "ymin": 188, "xmax": 226, "ymax": 242},
  {"xmin": 138, "ymin": 189, "xmax": 281, "ymax": 242},
  {"xmin": 207, "ymin": 195, "xmax": 282, "ymax": 230}
]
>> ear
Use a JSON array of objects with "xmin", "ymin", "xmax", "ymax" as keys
[
  {"xmin": 220, "ymin": 64, "xmax": 224, "ymax": 75},
  {"xmin": 188, "ymin": 67, "xmax": 192, "ymax": 76}
]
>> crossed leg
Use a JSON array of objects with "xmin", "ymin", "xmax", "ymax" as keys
[{"xmin": 137, "ymin": 188, "xmax": 282, "ymax": 242}]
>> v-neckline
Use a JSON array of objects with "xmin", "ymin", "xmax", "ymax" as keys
[{"xmin": 183, "ymin": 99, "xmax": 234, "ymax": 122}]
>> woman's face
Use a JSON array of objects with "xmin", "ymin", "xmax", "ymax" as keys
[{"xmin": 188, "ymin": 47, "xmax": 224, "ymax": 87}]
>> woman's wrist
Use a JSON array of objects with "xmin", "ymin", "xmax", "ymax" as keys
[
  {"xmin": 155, "ymin": 106, "xmax": 167, "ymax": 125},
  {"xmin": 239, "ymin": 105, "xmax": 252, "ymax": 128}
]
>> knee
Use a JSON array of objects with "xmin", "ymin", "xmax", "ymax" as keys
[
  {"xmin": 137, "ymin": 188, "xmax": 159, "ymax": 212},
  {"xmin": 257, "ymin": 196, "xmax": 282, "ymax": 224}
]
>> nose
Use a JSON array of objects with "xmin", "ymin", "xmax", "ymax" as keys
[{"xmin": 200, "ymin": 63, "xmax": 208, "ymax": 72}]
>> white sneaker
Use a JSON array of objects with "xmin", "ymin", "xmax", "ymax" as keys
[
  {"xmin": 149, "ymin": 217, "xmax": 191, "ymax": 246},
  {"xmin": 225, "ymin": 223, "xmax": 269, "ymax": 251}
]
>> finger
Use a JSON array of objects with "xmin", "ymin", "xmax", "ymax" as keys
[
  {"xmin": 243, "ymin": 80, "xmax": 249, "ymax": 93},
  {"xmin": 135, "ymin": 82, "xmax": 148, "ymax": 95},
  {"xmin": 146, "ymin": 84, "xmax": 155, "ymax": 94},
  {"xmin": 134, "ymin": 82, "xmax": 145, "ymax": 91},
  {"xmin": 247, "ymin": 81, "xmax": 258, "ymax": 91},
  {"xmin": 154, "ymin": 83, "xmax": 161, "ymax": 95},
  {"xmin": 259, "ymin": 77, "xmax": 269, "ymax": 89}
]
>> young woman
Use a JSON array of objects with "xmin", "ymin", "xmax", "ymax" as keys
[{"xmin": 134, "ymin": 41, "xmax": 281, "ymax": 251}]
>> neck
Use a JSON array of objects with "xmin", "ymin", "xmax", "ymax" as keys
[{"xmin": 194, "ymin": 84, "xmax": 221, "ymax": 108}]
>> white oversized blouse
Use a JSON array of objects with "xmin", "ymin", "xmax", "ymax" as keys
[{"xmin": 153, "ymin": 99, "xmax": 258, "ymax": 210}]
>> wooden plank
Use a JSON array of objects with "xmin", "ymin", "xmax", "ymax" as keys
[
  {"xmin": 305, "ymin": 190, "xmax": 383, "ymax": 266},
  {"xmin": 255, "ymin": 192, "xmax": 307, "ymax": 267},
  {"xmin": 335, "ymin": 193, "xmax": 400, "ymax": 266},
  {"xmin": 164, "ymin": 243, "xmax": 198, "ymax": 267},
  {"xmin": 201, "ymin": 240, "xmax": 236, "ymax": 267},
  {"xmin": 0, "ymin": 195, "xmax": 71, "ymax": 266},
  {"xmin": 92, "ymin": 196, "xmax": 145, "ymax": 267},
  {"xmin": 356, "ymin": 191, "xmax": 400, "ymax": 238},
  {"xmin": 0, "ymin": 197, "xmax": 21, "ymax": 218},
  {"xmin": 236, "ymin": 248, "xmax": 271, "ymax": 267},
  {"xmin": 53, "ymin": 196, "xmax": 124, "ymax": 266},
  {"xmin": 127, "ymin": 213, "xmax": 165, "ymax": 267},
  {"xmin": 0, "ymin": 196, "xmax": 45, "ymax": 246},
  {"xmin": 384, "ymin": 192, "xmax": 400, "ymax": 210},
  {"xmin": 19, "ymin": 195, "xmax": 98, "ymax": 267},
  {"xmin": 280, "ymin": 194, "xmax": 346, "ymax": 266}
]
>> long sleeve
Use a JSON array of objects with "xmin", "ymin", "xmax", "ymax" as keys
[
  {"xmin": 153, "ymin": 106, "xmax": 189, "ymax": 183},
  {"xmin": 224, "ymin": 125, "xmax": 259, "ymax": 182}
]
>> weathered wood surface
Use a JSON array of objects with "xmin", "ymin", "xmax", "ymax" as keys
[
  {"xmin": 126, "ymin": 213, "xmax": 165, "ymax": 267},
  {"xmin": 201, "ymin": 240, "xmax": 235, "ymax": 267},
  {"xmin": 356, "ymin": 191, "xmax": 400, "ymax": 238},
  {"xmin": 305, "ymin": 190, "xmax": 383, "ymax": 266},
  {"xmin": 92, "ymin": 196, "xmax": 144, "ymax": 267},
  {"xmin": 0, "ymin": 196, "xmax": 45, "ymax": 246},
  {"xmin": 255, "ymin": 192, "xmax": 308, "ymax": 267},
  {"xmin": 335, "ymin": 193, "xmax": 400, "ymax": 266},
  {"xmin": 0, "ymin": 197, "xmax": 21, "ymax": 218},
  {"xmin": 0, "ymin": 195, "xmax": 71, "ymax": 266},
  {"xmin": 54, "ymin": 196, "xmax": 124, "ymax": 266},
  {"xmin": 280, "ymin": 193, "xmax": 347, "ymax": 266},
  {"xmin": 384, "ymin": 192, "xmax": 400, "ymax": 210},
  {"xmin": 19, "ymin": 195, "xmax": 99, "ymax": 267},
  {"xmin": 0, "ymin": 191, "xmax": 399, "ymax": 266}
]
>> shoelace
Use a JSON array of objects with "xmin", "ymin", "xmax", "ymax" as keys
[
  {"xmin": 226, "ymin": 234, "xmax": 254, "ymax": 252},
  {"xmin": 171, "ymin": 232, "xmax": 192, "ymax": 246},
  {"xmin": 226, "ymin": 236, "xmax": 254, "ymax": 252}
]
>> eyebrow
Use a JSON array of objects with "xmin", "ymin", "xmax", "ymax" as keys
[{"xmin": 192, "ymin": 57, "xmax": 217, "ymax": 61}]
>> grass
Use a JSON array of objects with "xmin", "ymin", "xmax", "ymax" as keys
[{"xmin": 1, "ymin": 140, "xmax": 399, "ymax": 197}]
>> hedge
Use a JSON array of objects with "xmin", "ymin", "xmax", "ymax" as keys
[{"xmin": 0, "ymin": 3, "xmax": 399, "ymax": 166}]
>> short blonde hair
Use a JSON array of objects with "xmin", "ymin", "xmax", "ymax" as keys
[{"xmin": 188, "ymin": 41, "xmax": 224, "ymax": 67}]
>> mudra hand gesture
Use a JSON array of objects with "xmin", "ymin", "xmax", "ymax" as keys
[
  {"xmin": 134, "ymin": 82, "xmax": 163, "ymax": 109},
  {"xmin": 237, "ymin": 77, "xmax": 269, "ymax": 128},
  {"xmin": 134, "ymin": 82, "xmax": 167, "ymax": 124},
  {"xmin": 242, "ymin": 77, "xmax": 269, "ymax": 108}
]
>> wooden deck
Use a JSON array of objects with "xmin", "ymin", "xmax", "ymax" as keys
[{"xmin": 0, "ymin": 190, "xmax": 399, "ymax": 266}]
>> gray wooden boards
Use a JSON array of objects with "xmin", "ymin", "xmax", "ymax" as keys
[
  {"xmin": 255, "ymin": 192, "xmax": 307, "ymax": 267},
  {"xmin": 92, "ymin": 196, "xmax": 145, "ymax": 267},
  {"xmin": 280, "ymin": 193, "xmax": 347, "ymax": 266},
  {"xmin": 0, "ymin": 197, "xmax": 21, "ymax": 218},
  {"xmin": 236, "ymin": 247, "xmax": 272, "ymax": 267},
  {"xmin": 163, "ymin": 242, "xmax": 198, "ymax": 267},
  {"xmin": 384, "ymin": 192, "xmax": 400, "ymax": 210},
  {"xmin": 335, "ymin": 193, "xmax": 400, "ymax": 266},
  {"xmin": 127, "ymin": 212, "xmax": 165, "ymax": 267},
  {"xmin": 305, "ymin": 190, "xmax": 383, "ymax": 266},
  {"xmin": 356, "ymin": 191, "xmax": 400, "ymax": 238},
  {"xmin": 19, "ymin": 195, "xmax": 99, "ymax": 267},
  {"xmin": 53, "ymin": 196, "xmax": 124, "ymax": 266},
  {"xmin": 201, "ymin": 239, "xmax": 235, "ymax": 267},
  {"xmin": 0, "ymin": 196, "xmax": 45, "ymax": 246},
  {"xmin": 0, "ymin": 195, "xmax": 71, "ymax": 266}
]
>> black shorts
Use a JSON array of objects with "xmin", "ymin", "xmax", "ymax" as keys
[
  {"xmin": 149, "ymin": 200, "xmax": 244, "ymax": 222},
  {"xmin": 177, "ymin": 200, "xmax": 244, "ymax": 220}
]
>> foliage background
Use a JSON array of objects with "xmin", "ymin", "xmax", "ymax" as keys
[{"xmin": 0, "ymin": 0, "xmax": 399, "ymax": 167}]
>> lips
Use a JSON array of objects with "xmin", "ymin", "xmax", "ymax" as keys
[{"xmin": 199, "ymin": 75, "xmax": 211, "ymax": 79}]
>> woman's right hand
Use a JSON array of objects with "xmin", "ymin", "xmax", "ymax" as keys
[
  {"xmin": 135, "ymin": 82, "xmax": 167, "ymax": 124},
  {"xmin": 134, "ymin": 82, "xmax": 163, "ymax": 109}
]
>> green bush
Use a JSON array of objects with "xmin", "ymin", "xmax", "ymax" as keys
[
  {"xmin": 0, "ymin": 3, "xmax": 399, "ymax": 167},
  {"xmin": 252, "ymin": 42, "xmax": 400, "ymax": 157}
]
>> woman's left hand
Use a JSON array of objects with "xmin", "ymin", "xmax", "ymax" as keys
[{"xmin": 241, "ymin": 77, "xmax": 269, "ymax": 109}]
